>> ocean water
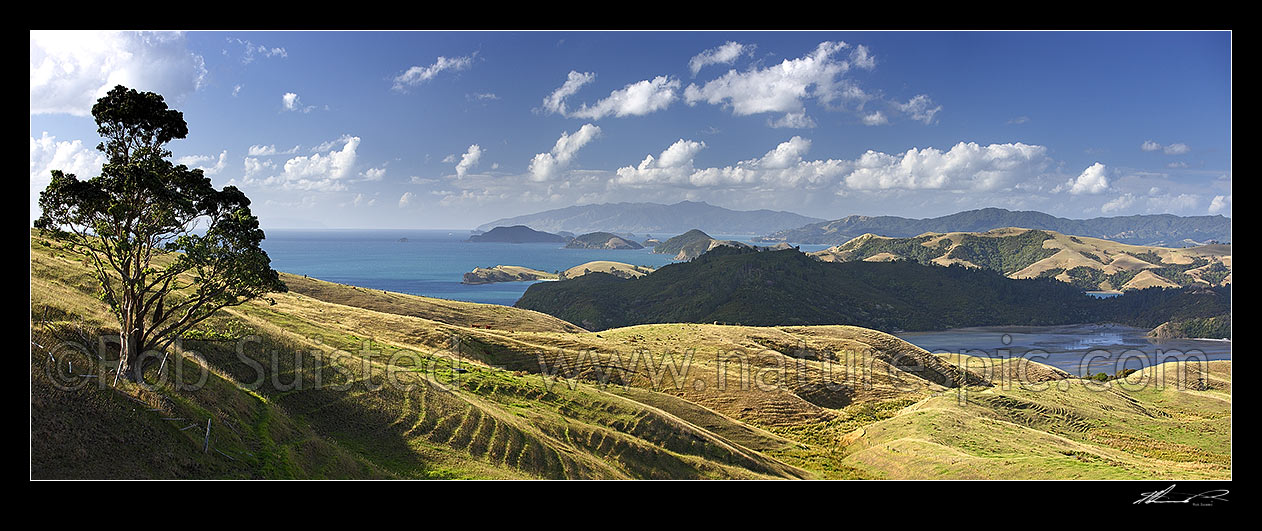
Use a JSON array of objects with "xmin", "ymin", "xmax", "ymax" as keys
[
  {"xmin": 896, "ymin": 323, "xmax": 1231, "ymax": 376},
  {"xmin": 260, "ymin": 229, "xmax": 833, "ymax": 306}
]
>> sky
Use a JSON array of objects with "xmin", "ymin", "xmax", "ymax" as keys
[{"xmin": 30, "ymin": 30, "xmax": 1232, "ymax": 230}]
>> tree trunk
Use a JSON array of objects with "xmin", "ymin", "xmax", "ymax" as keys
[{"xmin": 118, "ymin": 327, "xmax": 151, "ymax": 383}]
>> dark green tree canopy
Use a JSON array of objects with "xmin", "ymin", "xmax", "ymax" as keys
[
  {"xmin": 35, "ymin": 85, "xmax": 286, "ymax": 382},
  {"xmin": 92, "ymin": 86, "xmax": 188, "ymax": 162}
]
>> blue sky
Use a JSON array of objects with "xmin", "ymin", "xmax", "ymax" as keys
[{"xmin": 30, "ymin": 30, "xmax": 1232, "ymax": 229}]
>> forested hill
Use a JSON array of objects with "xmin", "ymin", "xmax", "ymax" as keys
[
  {"xmin": 758, "ymin": 207, "xmax": 1230, "ymax": 247},
  {"xmin": 515, "ymin": 245, "xmax": 1231, "ymax": 333}
]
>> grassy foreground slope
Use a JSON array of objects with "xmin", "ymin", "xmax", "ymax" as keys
[
  {"xmin": 32, "ymin": 231, "xmax": 802, "ymax": 479},
  {"xmin": 30, "ymin": 229, "xmax": 1230, "ymax": 479},
  {"xmin": 841, "ymin": 359, "xmax": 1231, "ymax": 479}
]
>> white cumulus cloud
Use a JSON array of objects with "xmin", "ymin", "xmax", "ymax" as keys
[
  {"xmin": 1101, "ymin": 193, "xmax": 1137, "ymax": 213},
  {"xmin": 768, "ymin": 111, "xmax": 817, "ymax": 129},
  {"xmin": 1141, "ymin": 140, "xmax": 1191, "ymax": 155},
  {"xmin": 392, "ymin": 54, "xmax": 476, "ymax": 92},
  {"xmin": 541, "ymin": 71, "xmax": 596, "ymax": 115},
  {"xmin": 861, "ymin": 111, "xmax": 889, "ymax": 126},
  {"xmin": 229, "ymin": 38, "xmax": 287, "ymax": 64},
  {"xmin": 176, "ymin": 150, "xmax": 228, "ymax": 176},
  {"xmin": 528, "ymin": 124, "xmax": 601, "ymax": 182},
  {"xmin": 1163, "ymin": 143, "xmax": 1190, "ymax": 155},
  {"xmin": 30, "ymin": 30, "xmax": 207, "ymax": 116},
  {"xmin": 30, "ymin": 132, "xmax": 107, "ymax": 220},
  {"xmin": 684, "ymin": 41, "xmax": 851, "ymax": 122},
  {"xmin": 614, "ymin": 139, "xmax": 707, "ymax": 186},
  {"xmin": 1208, "ymin": 194, "xmax": 1231, "ymax": 214},
  {"xmin": 542, "ymin": 72, "xmax": 679, "ymax": 120},
  {"xmin": 897, "ymin": 94, "xmax": 942, "ymax": 125},
  {"xmin": 260, "ymin": 136, "xmax": 361, "ymax": 192},
  {"xmin": 566, "ymin": 76, "xmax": 680, "ymax": 120},
  {"xmin": 247, "ymin": 144, "xmax": 299, "ymax": 157},
  {"xmin": 615, "ymin": 136, "xmax": 847, "ymax": 190},
  {"xmin": 282, "ymin": 92, "xmax": 316, "ymax": 113},
  {"xmin": 455, "ymin": 144, "xmax": 483, "ymax": 178},
  {"xmin": 1054, "ymin": 162, "xmax": 1110, "ymax": 195},
  {"xmin": 849, "ymin": 45, "xmax": 876, "ymax": 70},
  {"xmin": 360, "ymin": 167, "xmax": 386, "ymax": 181},
  {"xmin": 847, "ymin": 142, "xmax": 1049, "ymax": 191},
  {"xmin": 758, "ymin": 136, "xmax": 812, "ymax": 170},
  {"xmin": 611, "ymin": 139, "xmax": 1052, "ymax": 194},
  {"xmin": 688, "ymin": 41, "xmax": 753, "ymax": 76}
]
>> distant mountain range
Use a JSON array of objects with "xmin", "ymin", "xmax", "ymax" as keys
[
  {"xmin": 475, "ymin": 201, "xmax": 825, "ymax": 236},
  {"xmin": 757, "ymin": 208, "xmax": 1231, "ymax": 247}
]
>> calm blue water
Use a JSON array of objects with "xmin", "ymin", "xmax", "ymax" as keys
[
  {"xmin": 896, "ymin": 324, "xmax": 1231, "ymax": 376},
  {"xmin": 261, "ymin": 229, "xmax": 833, "ymax": 306}
]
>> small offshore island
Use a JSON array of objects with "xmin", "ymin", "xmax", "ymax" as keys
[
  {"xmin": 462, "ymin": 260, "xmax": 656, "ymax": 284},
  {"xmin": 467, "ymin": 225, "xmax": 568, "ymax": 244},
  {"xmin": 461, "ymin": 265, "xmax": 558, "ymax": 285},
  {"xmin": 564, "ymin": 232, "xmax": 644, "ymax": 250}
]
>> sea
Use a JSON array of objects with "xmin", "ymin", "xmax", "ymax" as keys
[
  {"xmin": 261, "ymin": 229, "xmax": 833, "ymax": 307},
  {"xmin": 896, "ymin": 324, "xmax": 1230, "ymax": 376},
  {"xmin": 261, "ymin": 229, "xmax": 1229, "ymax": 374}
]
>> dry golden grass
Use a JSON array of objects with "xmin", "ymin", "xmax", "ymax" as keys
[
  {"xmin": 860, "ymin": 252, "xmax": 900, "ymax": 262},
  {"xmin": 281, "ymin": 272, "xmax": 583, "ymax": 333},
  {"xmin": 29, "ymin": 228, "xmax": 1230, "ymax": 479},
  {"xmin": 1122, "ymin": 270, "xmax": 1181, "ymax": 290},
  {"xmin": 461, "ymin": 265, "xmax": 558, "ymax": 284},
  {"xmin": 838, "ymin": 362, "xmax": 1231, "ymax": 479},
  {"xmin": 561, "ymin": 261, "xmax": 655, "ymax": 279}
]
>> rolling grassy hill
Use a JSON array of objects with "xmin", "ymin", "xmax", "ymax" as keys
[
  {"xmin": 461, "ymin": 265, "xmax": 559, "ymax": 285},
  {"xmin": 29, "ymin": 229, "xmax": 1230, "ymax": 479},
  {"xmin": 560, "ymin": 261, "xmax": 655, "ymax": 280},
  {"xmin": 810, "ymin": 227, "xmax": 1232, "ymax": 291},
  {"xmin": 839, "ymin": 357, "xmax": 1231, "ymax": 479}
]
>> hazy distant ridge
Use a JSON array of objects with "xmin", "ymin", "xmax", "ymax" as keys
[
  {"xmin": 758, "ymin": 207, "xmax": 1231, "ymax": 247},
  {"xmin": 475, "ymin": 201, "xmax": 824, "ymax": 236}
]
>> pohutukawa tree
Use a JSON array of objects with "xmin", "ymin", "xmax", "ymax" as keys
[{"xmin": 35, "ymin": 85, "xmax": 286, "ymax": 383}]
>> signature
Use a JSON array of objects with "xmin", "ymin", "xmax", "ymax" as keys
[{"xmin": 1135, "ymin": 484, "xmax": 1229, "ymax": 506}]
